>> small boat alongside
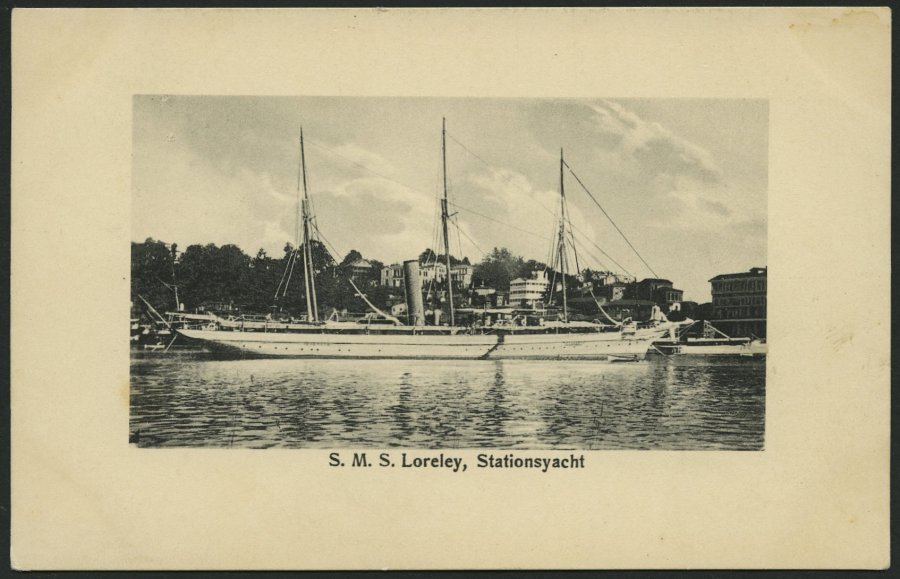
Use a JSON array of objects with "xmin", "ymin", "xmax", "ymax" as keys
[{"xmin": 653, "ymin": 320, "xmax": 766, "ymax": 357}]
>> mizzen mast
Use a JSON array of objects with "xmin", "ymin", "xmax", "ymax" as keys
[
  {"xmin": 441, "ymin": 117, "xmax": 455, "ymax": 327},
  {"xmin": 558, "ymin": 148, "xmax": 569, "ymax": 323}
]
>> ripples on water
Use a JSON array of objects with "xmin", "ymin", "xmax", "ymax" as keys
[{"xmin": 130, "ymin": 353, "xmax": 765, "ymax": 450}]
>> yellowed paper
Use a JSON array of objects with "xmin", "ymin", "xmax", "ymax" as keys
[{"xmin": 11, "ymin": 8, "xmax": 890, "ymax": 569}]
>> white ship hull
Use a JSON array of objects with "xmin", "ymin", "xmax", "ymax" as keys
[
  {"xmin": 492, "ymin": 330, "xmax": 661, "ymax": 361},
  {"xmin": 178, "ymin": 326, "xmax": 669, "ymax": 361}
]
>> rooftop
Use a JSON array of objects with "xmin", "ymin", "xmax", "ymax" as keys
[
  {"xmin": 709, "ymin": 267, "xmax": 767, "ymax": 281},
  {"xmin": 606, "ymin": 299, "xmax": 657, "ymax": 307}
]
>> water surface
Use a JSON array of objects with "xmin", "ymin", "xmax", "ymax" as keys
[{"xmin": 130, "ymin": 353, "xmax": 765, "ymax": 450}]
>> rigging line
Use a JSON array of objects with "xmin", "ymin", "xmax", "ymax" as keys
[
  {"xmin": 564, "ymin": 162, "xmax": 659, "ymax": 278},
  {"xmin": 568, "ymin": 235, "xmax": 581, "ymax": 278},
  {"xmin": 564, "ymin": 205, "xmax": 582, "ymax": 277},
  {"xmin": 274, "ymin": 250, "xmax": 294, "ymax": 301},
  {"xmin": 568, "ymin": 227, "xmax": 583, "ymax": 276},
  {"xmin": 569, "ymin": 238, "xmax": 612, "ymax": 275},
  {"xmin": 431, "ymin": 184, "xmax": 440, "ymax": 261},
  {"xmin": 308, "ymin": 220, "xmax": 341, "ymax": 266},
  {"xmin": 446, "ymin": 200, "xmax": 550, "ymax": 241},
  {"xmin": 447, "ymin": 132, "xmax": 559, "ymax": 219},
  {"xmin": 544, "ymin": 204, "xmax": 558, "ymax": 274},
  {"xmin": 569, "ymin": 226, "xmax": 632, "ymax": 276},
  {"xmin": 446, "ymin": 133, "xmax": 496, "ymax": 173},
  {"xmin": 453, "ymin": 215, "xmax": 486, "ymax": 259},
  {"xmin": 569, "ymin": 230, "xmax": 611, "ymax": 272},
  {"xmin": 566, "ymin": 219, "xmax": 631, "ymax": 276},
  {"xmin": 449, "ymin": 180, "xmax": 465, "ymax": 263},
  {"xmin": 283, "ymin": 249, "xmax": 299, "ymax": 297}
]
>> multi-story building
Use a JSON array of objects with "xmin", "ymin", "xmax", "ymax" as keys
[
  {"xmin": 630, "ymin": 278, "xmax": 684, "ymax": 311},
  {"xmin": 709, "ymin": 266, "xmax": 767, "ymax": 338},
  {"xmin": 656, "ymin": 286, "xmax": 684, "ymax": 309},
  {"xmin": 451, "ymin": 264, "xmax": 474, "ymax": 287},
  {"xmin": 345, "ymin": 258, "xmax": 376, "ymax": 283},
  {"xmin": 592, "ymin": 272, "xmax": 635, "ymax": 287},
  {"xmin": 380, "ymin": 263, "xmax": 405, "ymax": 288},
  {"xmin": 420, "ymin": 262, "xmax": 448, "ymax": 284},
  {"xmin": 381, "ymin": 261, "xmax": 474, "ymax": 289},
  {"xmin": 593, "ymin": 281, "xmax": 628, "ymax": 304},
  {"xmin": 509, "ymin": 272, "xmax": 550, "ymax": 307}
]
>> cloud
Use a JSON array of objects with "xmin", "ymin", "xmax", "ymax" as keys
[
  {"xmin": 311, "ymin": 174, "xmax": 437, "ymax": 263},
  {"xmin": 133, "ymin": 96, "xmax": 767, "ymax": 304},
  {"xmin": 700, "ymin": 198, "xmax": 732, "ymax": 218},
  {"xmin": 132, "ymin": 131, "xmax": 303, "ymax": 256},
  {"xmin": 324, "ymin": 143, "xmax": 397, "ymax": 177},
  {"xmin": 462, "ymin": 167, "xmax": 607, "ymax": 269},
  {"xmin": 576, "ymin": 101, "xmax": 762, "ymax": 232},
  {"xmin": 589, "ymin": 101, "xmax": 723, "ymax": 183}
]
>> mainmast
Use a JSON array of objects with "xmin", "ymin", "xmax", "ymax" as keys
[
  {"xmin": 441, "ymin": 117, "xmax": 455, "ymax": 327},
  {"xmin": 299, "ymin": 128, "xmax": 319, "ymax": 322},
  {"xmin": 558, "ymin": 148, "xmax": 569, "ymax": 323}
]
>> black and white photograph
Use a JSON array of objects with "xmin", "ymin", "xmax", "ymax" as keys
[{"xmin": 130, "ymin": 96, "xmax": 768, "ymax": 450}]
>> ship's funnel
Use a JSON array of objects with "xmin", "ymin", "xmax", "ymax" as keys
[{"xmin": 403, "ymin": 260, "xmax": 425, "ymax": 326}]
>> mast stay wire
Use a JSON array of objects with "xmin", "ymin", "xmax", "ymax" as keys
[
  {"xmin": 307, "ymin": 131, "xmax": 551, "ymax": 248},
  {"xmin": 447, "ymin": 200, "xmax": 550, "ymax": 241},
  {"xmin": 448, "ymin": 130, "xmax": 635, "ymax": 278},
  {"xmin": 563, "ymin": 161, "xmax": 659, "ymax": 279},
  {"xmin": 305, "ymin": 130, "xmax": 631, "ymax": 280},
  {"xmin": 452, "ymin": 214, "xmax": 486, "ymax": 259}
]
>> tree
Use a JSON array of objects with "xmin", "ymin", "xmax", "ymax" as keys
[
  {"xmin": 246, "ymin": 248, "xmax": 280, "ymax": 312},
  {"xmin": 419, "ymin": 248, "xmax": 437, "ymax": 263},
  {"xmin": 304, "ymin": 239, "xmax": 335, "ymax": 273},
  {"xmin": 421, "ymin": 247, "xmax": 469, "ymax": 267},
  {"xmin": 340, "ymin": 249, "xmax": 363, "ymax": 267},
  {"xmin": 473, "ymin": 247, "xmax": 526, "ymax": 291},
  {"xmin": 178, "ymin": 243, "xmax": 253, "ymax": 310},
  {"xmin": 131, "ymin": 238, "xmax": 178, "ymax": 314},
  {"xmin": 520, "ymin": 259, "xmax": 547, "ymax": 279}
]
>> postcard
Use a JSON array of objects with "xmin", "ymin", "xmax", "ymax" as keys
[{"xmin": 11, "ymin": 7, "xmax": 890, "ymax": 569}]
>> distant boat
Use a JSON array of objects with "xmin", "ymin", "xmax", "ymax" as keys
[
  {"xmin": 179, "ymin": 121, "xmax": 681, "ymax": 360},
  {"xmin": 653, "ymin": 320, "xmax": 766, "ymax": 356}
]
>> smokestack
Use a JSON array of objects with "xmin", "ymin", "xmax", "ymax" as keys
[{"xmin": 403, "ymin": 260, "xmax": 425, "ymax": 326}]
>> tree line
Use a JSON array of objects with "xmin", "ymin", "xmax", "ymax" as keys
[{"xmin": 131, "ymin": 238, "xmax": 585, "ymax": 318}]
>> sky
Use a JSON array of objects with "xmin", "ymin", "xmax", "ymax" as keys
[{"xmin": 132, "ymin": 96, "xmax": 767, "ymax": 303}]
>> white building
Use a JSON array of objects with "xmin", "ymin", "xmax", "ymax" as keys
[
  {"xmin": 509, "ymin": 272, "xmax": 550, "ymax": 307},
  {"xmin": 451, "ymin": 264, "xmax": 474, "ymax": 287},
  {"xmin": 381, "ymin": 261, "xmax": 474, "ymax": 289},
  {"xmin": 593, "ymin": 272, "xmax": 636, "ymax": 286},
  {"xmin": 420, "ymin": 262, "xmax": 448, "ymax": 284},
  {"xmin": 380, "ymin": 263, "xmax": 405, "ymax": 288}
]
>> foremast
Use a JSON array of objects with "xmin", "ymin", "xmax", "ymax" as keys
[{"xmin": 299, "ymin": 128, "xmax": 319, "ymax": 322}]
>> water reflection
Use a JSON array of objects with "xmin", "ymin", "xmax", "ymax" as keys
[{"xmin": 130, "ymin": 353, "xmax": 765, "ymax": 450}]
